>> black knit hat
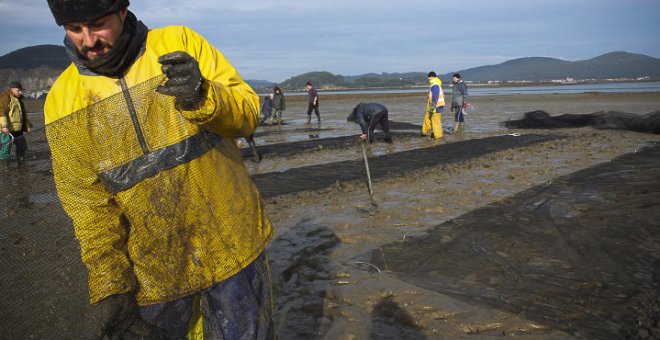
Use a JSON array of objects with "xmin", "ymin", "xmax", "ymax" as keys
[
  {"xmin": 9, "ymin": 81, "xmax": 24, "ymax": 90},
  {"xmin": 427, "ymin": 71, "xmax": 436, "ymax": 78},
  {"xmin": 47, "ymin": 0, "xmax": 130, "ymax": 26}
]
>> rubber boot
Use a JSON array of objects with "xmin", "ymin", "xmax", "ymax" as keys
[
  {"xmin": 452, "ymin": 122, "xmax": 459, "ymax": 133},
  {"xmin": 306, "ymin": 116, "xmax": 311, "ymax": 124},
  {"xmin": 458, "ymin": 122, "xmax": 465, "ymax": 133}
]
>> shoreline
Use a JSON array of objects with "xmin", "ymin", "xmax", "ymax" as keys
[{"xmin": 24, "ymin": 90, "xmax": 660, "ymax": 111}]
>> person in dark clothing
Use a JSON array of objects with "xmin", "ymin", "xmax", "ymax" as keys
[
  {"xmin": 306, "ymin": 82, "xmax": 320, "ymax": 123},
  {"xmin": 451, "ymin": 73, "xmax": 469, "ymax": 133},
  {"xmin": 347, "ymin": 103, "xmax": 393, "ymax": 143},
  {"xmin": 261, "ymin": 94, "xmax": 273, "ymax": 125},
  {"xmin": 271, "ymin": 87, "xmax": 286, "ymax": 125}
]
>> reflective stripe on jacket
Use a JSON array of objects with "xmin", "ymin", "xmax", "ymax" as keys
[
  {"xmin": 427, "ymin": 77, "xmax": 445, "ymax": 112},
  {"xmin": 44, "ymin": 26, "xmax": 272, "ymax": 305}
]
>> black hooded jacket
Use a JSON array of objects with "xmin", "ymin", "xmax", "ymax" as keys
[{"xmin": 347, "ymin": 103, "xmax": 387, "ymax": 134}]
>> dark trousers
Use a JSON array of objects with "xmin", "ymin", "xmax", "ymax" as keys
[
  {"xmin": 367, "ymin": 110, "xmax": 391, "ymax": 142},
  {"xmin": 454, "ymin": 106, "xmax": 465, "ymax": 122},
  {"xmin": 10, "ymin": 131, "xmax": 27, "ymax": 159},
  {"xmin": 307, "ymin": 102, "xmax": 320, "ymax": 117},
  {"xmin": 139, "ymin": 253, "xmax": 273, "ymax": 339}
]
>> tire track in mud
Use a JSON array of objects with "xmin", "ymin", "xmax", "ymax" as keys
[
  {"xmin": 252, "ymin": 134, "xmax": 563, "ymax": 199},
  {"xmin": 370, "ymin": 142, "xmax": 660, "ymax": 339}
]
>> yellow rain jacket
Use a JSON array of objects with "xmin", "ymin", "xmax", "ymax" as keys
[{"xmin": 44, "ymin": 26, "xmax": 272, "ymax": 305}]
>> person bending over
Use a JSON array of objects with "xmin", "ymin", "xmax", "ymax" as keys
[{"xmin": 347, "ymin": 103, "xmax": 393, "ymax": 144}]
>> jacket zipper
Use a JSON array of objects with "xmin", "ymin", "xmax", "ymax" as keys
[{"xmin": 119, "ymin": 77, "xmax": 149, "ymax": 154}]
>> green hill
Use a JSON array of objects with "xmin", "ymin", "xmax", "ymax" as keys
[
  {"xmin": 279, "ymin": 52, "xmax": 660, "ymax": 89},
  {"xmin": 0, "ymin": 45, "xmax": 69, "ymax": 70},
  {"xmin": 278, "ymin": 71, "xmax": 347, "ymax": 90},
  {"xmin": 2, "ymin": 45, "xmax": 659, "ymax": 93},
  {"xmin": 452, "ymin": 51, "xmax": 660, "ymax": 82}
]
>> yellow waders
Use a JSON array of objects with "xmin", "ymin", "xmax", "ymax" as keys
[{"xmin": 422, "ymin": 111, "xmax": 443, "ymax": 139}]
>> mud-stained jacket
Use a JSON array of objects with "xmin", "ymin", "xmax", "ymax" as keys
[
  {"xmin": 0, "ymin": 90, "xmax": 32, "ymax": 133},
  {"xmin": 44, "ymin": 26, "xmax": 272, "ymax": 306}
]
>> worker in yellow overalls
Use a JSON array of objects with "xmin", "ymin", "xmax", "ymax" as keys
[{"xmin": 421, "ymin": 71, "xmax": 445, "ymax": 139}]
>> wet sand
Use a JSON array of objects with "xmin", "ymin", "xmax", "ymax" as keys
[{"xmin": 1, "ymin": 92, "xmax": 660, "ymax": 339}]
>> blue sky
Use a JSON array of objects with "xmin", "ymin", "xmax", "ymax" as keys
[{"xmin": 1, "ymin": 0, "xmax": 659, "ymax": 82}]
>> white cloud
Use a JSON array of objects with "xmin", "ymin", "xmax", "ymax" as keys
[{"xmin": 1, "ymin": 0, "xmax": 659, "ymax": 81}]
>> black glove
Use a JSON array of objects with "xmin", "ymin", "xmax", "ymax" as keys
[
  {"xmin": 157, "ymin": 51, "xmax": 204, "ymax": 111},
  {"xmin": 98, "ymin": 293, "xmax": 164, "ymax": 340}
]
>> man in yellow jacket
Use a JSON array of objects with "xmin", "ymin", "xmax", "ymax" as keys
[
  {"xmin": 45, "ymin": 1, "xmax": 273, "ymax": 338},
  {"xmin": 421, "ymin": 71, "xmax": 445, "ymax": 139}
]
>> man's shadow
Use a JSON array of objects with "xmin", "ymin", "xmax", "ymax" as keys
[{"xmin": 369, "ymin": 295, "xmax": 427, "ymax": 340}]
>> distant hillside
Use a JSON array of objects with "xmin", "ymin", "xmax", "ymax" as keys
[
  {"xmin": 0, "ymin": 45, "xmax": 69, "ymax": 94},
  {"xmin": 246, "ymin": 79, "xmax": 276, "ymax": 91},
  {"xmin": 278, "ymin": 71, "xmax": 428, "ymax": 90},
  {"xmin": 451, "ymin": 51, "xmax": 660, "ymax": 82},
  {"xmin": 279, "ymin": 52, "xmax": 660, "ymax": 89},
  {"xmin": 278, "ymin": 71, "xmax": 347, "ymax": 90},
  {"xmin": 0, "ymin": 45, "xmax": 69, "ymax": 70},
  {"xmin": 2, "ymin": 45, "xmax": 659, "ymax": 94},
  {"xmin": 343, "ymin": 72, "xmax": 426, "ymax": 83}
]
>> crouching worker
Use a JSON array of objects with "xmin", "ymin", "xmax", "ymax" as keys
[
  {"xmin": 347, "ymin": 103, "xmax": 393, "ymax": 143},
  {"xmin": 44, "ymin": 1, "xmax": 273, "ymax": 339}
]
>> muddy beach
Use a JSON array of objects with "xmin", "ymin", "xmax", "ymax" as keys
[{"xmin": 1, "ymin": 91, "xmax": 660, "ymax": 339}]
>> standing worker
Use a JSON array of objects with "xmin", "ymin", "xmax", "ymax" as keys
[
  {"xmin": 306, "ymin": 81, "xmax": 320, "ymax": 124},
  {"xmin": 347, "ymin": 103, "xmax": 393, "ymax": 144},
  {"xmin": 421, "ymin": 72, "xmax": 445, "ymax": 139},
  {"xmin": 451, "ymin": 73, "xmax": 469, "ymax": 133},
  {"xmin": 0, "ymin": 81, "xmax": 32, "ymax": 161},
  {"xmin": 44, "ymin": 1, "xmax": 273, "ymax": 339},
  {"xmin": 271, "ymin": 86, "xmax": 286, "ymax": 125}
]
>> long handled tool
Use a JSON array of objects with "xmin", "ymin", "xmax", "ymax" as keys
[{"xmin": 360, "ymin": 141, "xmax": 378, "ymax": 208}]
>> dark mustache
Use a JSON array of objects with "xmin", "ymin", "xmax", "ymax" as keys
[{"xmin": 81, "ymin": 40, "xmax": 111, "ymax": 56}]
